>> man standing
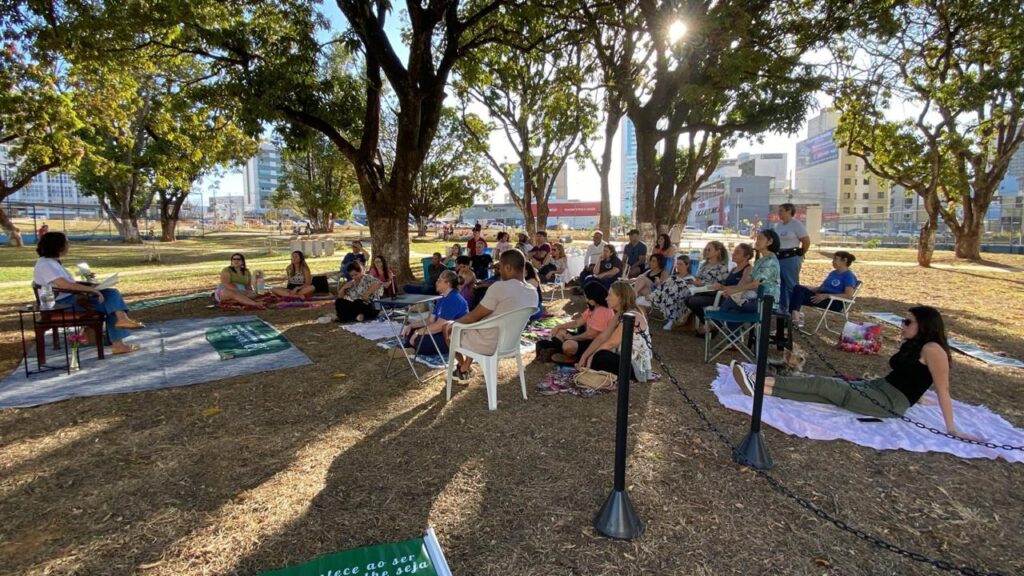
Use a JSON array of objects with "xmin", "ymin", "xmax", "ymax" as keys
[
  {"xmin": 773, "ymin": 203, "xmax": 811, "ymax": 312},
  {"xmin": 448, "ymin": 250, "xmax": 538, "ymax": 381},
  {"xmin": 622, "ymin": 229, "xmax": 648, "ymax": 278},
  {"xmin": 576, "ymin": 230, "xmax": 608, "ymax": 289}
]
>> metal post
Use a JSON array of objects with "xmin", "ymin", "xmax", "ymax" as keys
[
  {"xmin": 594, "ymin": 312, "xmax": 644, "ymax": 540},
  {"xmin": 734, "ymin": 294, "xmax": 775, "ymax": 470}
]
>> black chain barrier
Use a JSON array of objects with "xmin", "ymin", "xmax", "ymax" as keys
[
  {"xmin": 798, "ymin": 334, "xmax": 1024, "ymax": 452},
  {"xmin": 641, "ymin": 332, "xmax": 1007, "ymax": 576}
]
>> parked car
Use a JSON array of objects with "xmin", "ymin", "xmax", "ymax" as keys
[
  {"xmin": 894, "ymin": 230, "xmax": 916, "ymax": 239},
  {"xmin": 682, "ymin": 225, "xmax": 702, "ymax": 234},
  {"xmin": 819, "ymin": 227, "xmax": 840, "ymax": 236},
  {"xmin": 706, "ymin": 225, "xmax": 725, "ymax": 234}
]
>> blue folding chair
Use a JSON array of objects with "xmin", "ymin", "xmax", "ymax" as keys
[{"xmin": 704, "ymin": 285, "xmax": 766, "ymax": 364}]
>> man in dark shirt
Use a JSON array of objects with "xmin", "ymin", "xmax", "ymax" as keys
[
  {"xmin": 529, "ymin": 231, "xmax": 554, "ymax": 276},
  {"xmin": 403, "ymin": 252, "xmax": 447, "ymax": 295},
  {"xmin": 622, "ymin": 229, "xmax": 648, "ymax": 278}
]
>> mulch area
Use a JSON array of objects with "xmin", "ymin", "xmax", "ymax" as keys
[{"xmin": 0, "ymin": 272, "xmax": 1022, "ymax": 575}]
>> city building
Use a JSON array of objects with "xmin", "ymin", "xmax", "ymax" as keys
[
  {"xmin": 243, "ymin": 140, "xmax": 283, "ymax": 212},
  {"xmin": 688, "ymin": 176, "xmax": 772, "ymax": 231},
  {"xmin": 461, "ymin": 200, "xmax": 600, "ymax": 230},
  {"xmin": 620, "ymin": 117, "xmax": 638, "ymax": 220},
  {"xmin": 506, "ymin": 164, "xmax": 569, "ymax": 204},
  {"xmin": 210, "ymin": 195, "xmax": 246, "ymax": 223},
  {"xmin": 0, "ymin": 143, "xmax": 101, "ymax": 219},
  {"xmin": 793, "ymin": 109, "xmax": 890, "ymax": 231}
]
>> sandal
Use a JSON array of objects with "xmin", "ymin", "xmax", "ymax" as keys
[
  {"xmin": 115, "ymin": 319, "xmax": 146, "ymax": 329},
  {"xmin": 112, "ymin": 344, "xmax": 141, "ymax": 355}
]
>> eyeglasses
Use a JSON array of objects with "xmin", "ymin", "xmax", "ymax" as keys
[{"xmin": 901, "ymin": 318, "xmax": 914, "ymax": 326}]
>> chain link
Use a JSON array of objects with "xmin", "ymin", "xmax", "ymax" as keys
[
  {"xmin": 641, "ymin": 331, "xmax": 1007, "ymax": 576},
  {"xmin": 797, "ymin": 334, "xmax": 1024, "ymax": 451}
]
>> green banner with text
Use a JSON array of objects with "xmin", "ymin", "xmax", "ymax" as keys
[
  {"xmin": 205, "ymin": 319, "xmax": 292, "ymax": 360},
  {"xmin": 258, "ymin": 536, "xmax": 439, "ymax": 576}
]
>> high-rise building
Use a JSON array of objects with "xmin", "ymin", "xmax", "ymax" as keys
[
  {"xmin": 0, "ymin": 143, "xmax": 100, "ymax": 218},
  {"xmin": 620, "ymin": 117, "xmax": 638, "ymax": 219},
  {"xmin": 506, "ymin": 163, "xmax": 568, "ymax": 203},
  {"xmin": 243, "ymin": 141, "xmax": 283, "ymax": 212},
  {"xmin": 794, "ymin": 109, "xmax": 890, "ymax": 230}
]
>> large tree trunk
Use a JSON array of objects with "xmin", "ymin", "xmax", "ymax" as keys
[
  {"xmin": 0, "ymin": 207, "xmax": 24, "ymax": 247},
  {"xmin": 633, "ymin": 121, "xmax": 659, "ymax": 228},
  {"xmin": 416, "ymin": 216, "xmax": 427, "ymax": 237},
  {"xmin": 916, "ymin": 191, "xmax": 941, "ymax": 267},
  {"xmin": 595, "ymin": 105, "xmax": 622, "ymax": 238},
  {"xmin": 159, "ymin": 192, "xmax": 188, "ymax": 242},
  {"xmin": 952, "ymin": 200, "xmax": 985, "ymax": 260},
  {"xmin": 536, "ymin": 202, "xmax": 550, "ymax": 234}
]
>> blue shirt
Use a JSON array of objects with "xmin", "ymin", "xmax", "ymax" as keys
[
  {"xmin": 434, "ymin": 290, "xmax": 469, "ymax": 321},
  {"xmin": 819, "ymin": 269, "xmax": 857, "ymax": 294},
  {"xmin": 623, "ymin": 241, "xmax": 648, "ymax": 266}
]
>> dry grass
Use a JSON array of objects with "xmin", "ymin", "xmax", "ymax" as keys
[{"xmin": 0, "ymin": 243, "xmax": 1022, "ymax": 576}]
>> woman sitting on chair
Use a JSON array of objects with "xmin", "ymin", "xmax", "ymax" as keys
[
  {"xmin": 335, "ymin": 260, "xmax": 383, "ymax": 322},
  {"xmin": 632, "ymin": 253, "xmax": 670, "ymax": 304},
  {"xmin": 789, "ymin": 251, "xmax": 858, "ymax": 326},
  {"xmin": 718, "ymin": 229, "xmax": 780, "ymax": 320},
  {"xmin": 271, "ymin": 250, "xmax": 314, "ymax": 299},
  {"xmin": 217, "ymin": 253, "xmax": 266, "ymax": 309},
  {"xmin": 689, "ymin": 243, "xmax": 752, "ymax": 335},
  {"xmin": 32, "ymin": 232, "xmax": 143, "ymax": 354},
  {"xmin": 731, "ymin": 306, "xmax": 977, "ymax": 440},
  {"xmin": 398, "ymin": 270, "xmax": 468, "ymax": 357},
  {"xmin": 540, "ymin": 243, "xmax": 567, "ymax": 283}
]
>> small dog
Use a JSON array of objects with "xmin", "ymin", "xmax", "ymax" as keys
[{"xmin": 768, "ymin": 343, "xmax": 808, "ymax": 376}]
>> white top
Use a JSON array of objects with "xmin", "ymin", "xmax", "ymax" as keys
[
  {"xmin": 774, "ymin": 219, "xmax": 809, "ymax": 250},
  {"xmin": 33, "ymin": 257, "xmax": 76, "ymax": 301},
  {"xmin": 463, "ymin": 278, "xmax": 537, "ymax": 355},
  {"xmin": 584, "ymin": 241, "xmax": 608, "ymax": 268}
]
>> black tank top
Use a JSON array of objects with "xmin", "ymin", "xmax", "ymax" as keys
[{"xmin": 885, "ymin": 341, "xmax": 934, "ymax": 405}]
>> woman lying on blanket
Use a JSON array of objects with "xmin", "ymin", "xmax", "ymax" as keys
[
  {"xmin": 730, "ymin": 305, "xmax": 977, "ymax": 440},
  {"xmin": 32, "ymin": 232, "xmax": 144, "ymax": 355},
  {"xmin": 396, "ymin": 270, "xmax": 468, "ymax": 357},
  {"xmin": 536, "ymin": 281, "xmax": 613, "ymax": 363},
  {"xmin": 216, "ymin": 253, "xmax": 266, "ymax": 309},
  {"xmin": 271, "ymin": 250, "xmax": 314, "ymax": 299},
  {"xmin": 334, "ymin": 260, "xmax": 383, "ymax": 322}
]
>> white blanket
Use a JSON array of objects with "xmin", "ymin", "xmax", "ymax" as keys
[
  {"xmin": 712, "ymin": 364, "xmax": 1024, "ymax": 463},
  {"xmin": 342, "ymin": 320, "xmax": 405, "ymax": 341}
]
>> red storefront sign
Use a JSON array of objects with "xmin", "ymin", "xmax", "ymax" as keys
[{"xmin": 530, "ymin": 201, "xmax": 601, "ymax": 216}]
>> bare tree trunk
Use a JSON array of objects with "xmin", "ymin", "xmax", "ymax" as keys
[
  {"xmin": 953, "ymin": 203, "xmax": 985, "ymax": 260},
  {"xmin": 536, "ymin": 203, "xmax": 550, "ymax": 234},
  {"xmin": 916, "ymin": 192, "xmax": 940, "ymax": 267},
  {"xmin": 595, "ymin": 105, "xmax": 622, "ymax": 238},
  {"xmin": 159, "ymin": 192, "xmax": 188, "ymax": 242},
  {"xmin": 0, "ymin": 207, "xmax": 24, "ymax": 247},
  {"xmin": 416, "ymin": 217, "xmax": 427, "ymax": 237}
]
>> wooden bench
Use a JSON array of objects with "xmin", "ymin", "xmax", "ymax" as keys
[{"xmin": 31, "ymin": 284, "xmax": 106, "ymax": 366}]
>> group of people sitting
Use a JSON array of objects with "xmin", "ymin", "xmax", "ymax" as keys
[{"xmin": 30, "ymin": 229, "xmax": 974, "ymax": 439}]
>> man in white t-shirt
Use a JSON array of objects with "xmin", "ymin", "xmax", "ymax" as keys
[
  {"xmin": 773, "ymin": 203, "xmax": 811, "ymax": 312},
  {"xmin": 575, "ymin": 230, "xmax": 608, "ymax": 289},
  {"xmin": 449, "ymin": 249, "xmax": 537, "ymax": 380}
]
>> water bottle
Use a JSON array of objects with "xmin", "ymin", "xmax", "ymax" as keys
[
  {"xmin": 254, "ymin": 270, "xmax": 265, "ymax": 294},
  {"xmin": 39, "ymin": 285, "xmax": 55, "ymax": 310}
]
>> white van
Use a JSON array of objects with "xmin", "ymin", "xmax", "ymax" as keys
[{"xmin": 706, "ymin": 225, "xmax": 725, "ymax": 234}]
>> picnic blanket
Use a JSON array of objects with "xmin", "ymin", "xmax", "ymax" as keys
[
  {"xmin": 865, "ymin": 312, "xmax": 1024, "ymax": 369},
  {"xmin": 212, "ymin": 293, "xmax": 335, "ymax": 311},
  {"xmin": 129, "ymin": 291, "xmax": 208, "ymax": 310},
  {"xmin": 342, "ymin": 320, "xmax": 405, "ymax": 341},
  {"xmin": 0, "ymin": 316, "xmax": 311, "ymax": 409},
  {"xmin": 523, "ymin": 315, "xmax": 570, "ymax": 341},
  {"xmin": 535, "ymin": 366, "xmax": 661, "ymax": 397},
  {"xmin": 206, "ymin": 319, "xmax": 292, "ymax": 359},
  {"xmin": 712, "ymin": 363, "xmax": 1024, "ymax": 463}
]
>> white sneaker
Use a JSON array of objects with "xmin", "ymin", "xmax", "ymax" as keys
[
  {"xmin": 730, "ymin": 360, "xmax": 754, "ymax": 396},
  {"xmin": 636, "ymin": 295, "xmax": 650, "ymax": 306}
]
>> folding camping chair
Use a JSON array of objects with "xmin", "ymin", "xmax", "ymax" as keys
[
  {"xmin": 704, "ymin": 285, "xmax": 765, "ymax": 364},
  {"xmin": 801, "ymin": 281, "xmax": 864, "ymax": 336}
]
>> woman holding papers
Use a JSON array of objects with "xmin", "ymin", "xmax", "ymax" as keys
[{"xmin": 32, "ymin": 232, "xmax": 143, "ymax": 354}]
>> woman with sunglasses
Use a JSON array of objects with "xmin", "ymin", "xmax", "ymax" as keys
[
  {"xmin": 217, "ymin": 253, "xmax": 265, "ymax": 309},
  {"xmin": 731, "ymin": 305, "xmax": 977, "ymax": 440}
]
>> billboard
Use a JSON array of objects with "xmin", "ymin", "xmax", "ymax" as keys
[{"xmin": 796, "ymin": 129, "xmax": 839, "ymax": 170}]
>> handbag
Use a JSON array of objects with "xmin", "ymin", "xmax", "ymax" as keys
[
  {"xmin": 837, "ymin": 321, "xmax": 883, "ymax": 354},
  {"xmin": 573, "ymin": 367, "xmax": 617, "ymax": 391}
]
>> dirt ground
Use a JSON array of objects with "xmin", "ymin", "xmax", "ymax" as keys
[{"xmin": 0, "ymin": 249, "xmax": 1022, "ymax": 575}]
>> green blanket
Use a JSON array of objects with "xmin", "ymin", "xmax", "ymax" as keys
[{"xmin": 205, "ymin": 319, "xmax": 292, "ymax": 360}]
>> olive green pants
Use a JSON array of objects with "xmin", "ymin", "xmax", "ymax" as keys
[{"xmin": 771, "ymin": 376, "xmax": 910, "ymax": 418}]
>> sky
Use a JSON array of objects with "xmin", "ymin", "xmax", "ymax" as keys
[{"xmin": 199, "ymin": 5, "xmax": 828, "ymax": 215}]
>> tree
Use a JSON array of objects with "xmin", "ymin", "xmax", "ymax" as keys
[
  {"xmin": 457, "ymin": 27, "xmax": 597, "ymax": 235},
  {"xmin": 272, "ymin": 133, "xmax": 358, "ymax": 233},
  {"xmin": 0, "ymin": 11, "xmax": 85, "ymax": 246},
  {"xmin": 832, "ymin": 0, "xmax": 1024, "ymax": 263},
  {"xmin": 578, "ymin": 0, "xmax": 875, "ymax": 237},
  {"xmin": 36, "ymin": 1, "xmax": 517, "ymax": 280},
  {"xmin": 410, "ymin": 109, "xmax": 494, "ymax": 237}
]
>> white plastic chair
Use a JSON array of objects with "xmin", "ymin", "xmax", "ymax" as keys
[
  {"xmin": 545, "ymin": 272, "xmax": 566, "ymax": 301},
  {"xmin": 446, "ymin": 306, "xmax": 536, "ymax": 411},
  {"xmin": 801, "ymin": 281, "xmax": 864, "ymax": 335}
]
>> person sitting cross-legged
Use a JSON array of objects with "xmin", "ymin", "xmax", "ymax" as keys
[
  {"xmin": 334, "ymin": 260, "xmax": 383, "ymax": 322},
  {"xmin": 789, "ymin": 250, "xmax": 858, "ymax": 327},
  {"xmin": 447, "ymin": 249, "xmax": 538, "ymax": 381},
  {"xmin": 395, "ymin": 270, "xmax": 468, "ymax": 357},
  {"xmin": 535, "ymin": 281, "xmax": 614, "ymax": 363},
  {"xmin": 270, "ymin": 250, "xmax": 315, "ymax": 299}
]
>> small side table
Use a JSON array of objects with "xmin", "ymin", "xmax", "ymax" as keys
[{"xmin": 18, "ymin": 303, "xmax": 76, "ymax": 377}]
